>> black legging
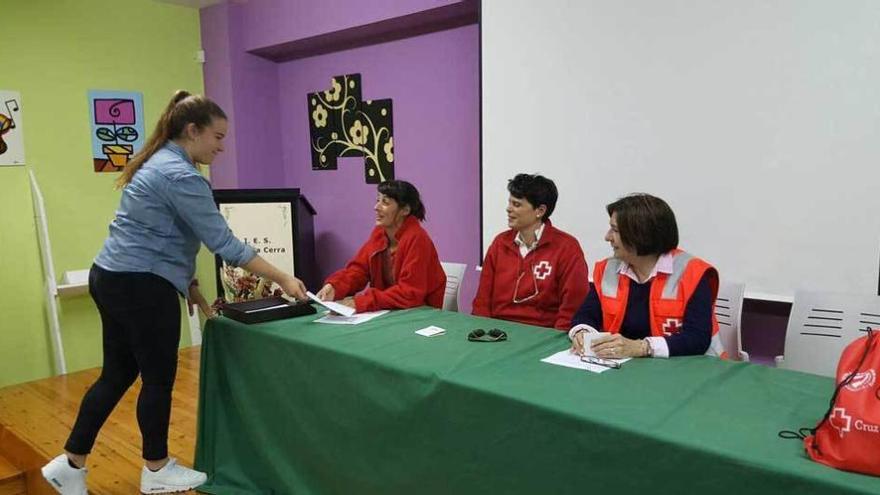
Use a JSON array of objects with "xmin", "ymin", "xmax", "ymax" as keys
[{"xmin": 65, "ymin": 264, "xmax": 181, "ymax": 461}]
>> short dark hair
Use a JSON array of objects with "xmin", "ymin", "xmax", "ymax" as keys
[
  {"xmin": 377, "ymin": 180, "xmax": 426, "ymax": 221},
  {"xmin": 606, "ymin": 193, "xmax": 678, "ymax": 256},
  {"xmin": 507, "ymin": 173, "xmax": 558, "ymax": 220}
]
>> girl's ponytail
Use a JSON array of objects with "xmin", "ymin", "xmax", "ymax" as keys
[{"xmin": 115, "ymin": 90, "xmax": 225, "ymax": 188}]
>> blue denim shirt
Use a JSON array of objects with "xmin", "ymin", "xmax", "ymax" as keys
[{"xmin": 95, "ymin": 141, "xmax": 256, "ymax": 295}]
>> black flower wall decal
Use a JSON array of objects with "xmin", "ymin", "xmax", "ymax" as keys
[{"xmin": 307, "ymin": 74, "xmax": 394, "ymax": 184}]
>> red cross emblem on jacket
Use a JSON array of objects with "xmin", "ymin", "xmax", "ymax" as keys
[{"xmin": 533, "ymin": 261, "xmax": 553, "ymax": 280}]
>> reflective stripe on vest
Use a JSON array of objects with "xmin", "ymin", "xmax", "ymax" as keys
[
  {"xmin": 601, "ymin": 258, "xmax": 624, "ymax": 296},
  {"xmin": 600, "ymin": 252, "xmax": 694, "ymax": 299},
  {"xmin": 662, "ymin": 252, "xmax": 694, "ymax": 299}
]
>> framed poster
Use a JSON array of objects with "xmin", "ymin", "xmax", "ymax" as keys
[
  {"xmin": 0, "ymin": 90, "xmax": 25, "ymax": 166},
  {"xmin": 213, "ymin": 189, "xmax": 305, "ymax": 303},
  {"xmin": 88, "ymin": 90, "xmax": 145, "ymax": 172}
]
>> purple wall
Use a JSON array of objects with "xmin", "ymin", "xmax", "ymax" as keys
[
  {"xmin": 202, "ymin": 3, "xmax": 286, "ymax": 188},
  {"xmin": 200, "ymin": 3, "xmax": 481, "ymax": 312},
  {"xmin": 229, "ymin": 51, "xmax": 286, "ymax": 188},
  {"xmin": 237, "ymin": 0, "xmax": 466, "ymax": 52},
  {"xmin": 741, "ymin": 300, "xmax": 791, "ymax": 365},
  {"xmin": 200, "ymin": 5, "xmax": 238, "ymax": 187},
  {"xmin": 277, "ymin": 25, "xmax": 481, "ymax": 312}
]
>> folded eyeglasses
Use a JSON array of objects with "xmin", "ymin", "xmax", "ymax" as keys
[{"xmin": 580, "ymin": 355, "xmax": 621, "ymax": 369}]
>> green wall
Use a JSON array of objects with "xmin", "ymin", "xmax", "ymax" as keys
[
  {"xmin": 0, "ymin": 0, "xmax": 211, "ymax": 387},
  {"xmin": 0, "ymin": 170, "xmax": 51, "ymax": 385}
]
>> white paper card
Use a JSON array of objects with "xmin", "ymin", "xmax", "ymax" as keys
[
  {"xmin": 307, "ymin": 291, "xmax": 356, "ymax": 317},
  {"xmin": 415, "ymin": 326, "xmax": 446, "ymax": 337}
]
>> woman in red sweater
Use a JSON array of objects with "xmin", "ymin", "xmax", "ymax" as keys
[
  {"xmin": 472, "ymin": 174, "xmax": 589, "ymax": 330},
  {"xmin": 316, "ymin": 180, "xmax": 446, "ymax": 313}
]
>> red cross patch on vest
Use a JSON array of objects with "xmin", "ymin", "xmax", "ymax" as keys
[{"xmin": 662, "ymin": 318, "xmax": 683, "ymax": 336}]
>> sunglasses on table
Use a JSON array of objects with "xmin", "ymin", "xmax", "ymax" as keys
[{"xmin": 467, "ymin": 328, "xmax": 508, "ymax": 342}]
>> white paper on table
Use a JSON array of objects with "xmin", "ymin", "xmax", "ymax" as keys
[
  {"xmin": 415, "ymin": 325, "xmax": 446, "ymax": 337},
  {"xmin": 541, "ymin": 349, "xmax": 630, "ymax": 374},
  {"xmin": 306, "ymin": 291, "xmax": 356, "ymax": 317},
  {"xmin": 315, "ymin": 310, "xmax": 389, "ymax": 325}
]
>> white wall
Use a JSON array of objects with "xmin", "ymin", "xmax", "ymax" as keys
[{"xmin": 482, "ymin": 0, "xmax": 880, "ymax": 299}]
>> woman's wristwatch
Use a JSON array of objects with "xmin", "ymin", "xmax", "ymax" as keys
[{"xmin": 643, "ymin": 338, "xmax": 654, "ymax": 358}]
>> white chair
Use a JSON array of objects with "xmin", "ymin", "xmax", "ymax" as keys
[
  {"xmin": 715, "ymin": 282, "xmax": 747, "ymax": 361},
  {"xmin": 440, "ymin": 262, "xmax": 467, "ymax": 312},
  {"xmin": 775, "ymin": 290, "xmax": 880, "ymax": 377}
]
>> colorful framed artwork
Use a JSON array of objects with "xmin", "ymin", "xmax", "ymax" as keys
[
  {"xmin": 88, "ymin": 90, "xmax": 145, "ymax": 172},
  {"xmin": 0, "ymin": 90, "xmax": 25, "ymax": 166}
]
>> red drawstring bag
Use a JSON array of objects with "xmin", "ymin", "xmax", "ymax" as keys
[{"xmin": 804, "ymin": 328, "xmax": 880, "ymax": 476}]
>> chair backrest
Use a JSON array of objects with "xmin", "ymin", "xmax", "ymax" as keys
[
  {"xmin": 778, "ymin": 290, "xmax": 880, "ymax": 377},
  {"xmin": 440, "ymin": 262, "xmax": 467, "ymax": 312},
  {"xmin": 715, "ymin": 282, "xmax": 746, "ymax": 361}
]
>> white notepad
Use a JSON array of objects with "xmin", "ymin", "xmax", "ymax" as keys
[{"xmin": 415, "ymin": 325, "xmax": 446, "ymax": 337}]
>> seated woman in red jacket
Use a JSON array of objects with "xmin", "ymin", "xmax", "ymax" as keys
[
  {"xmin": 569, "ymin": 193, "xmax": 725, "ymax": 359},
  {"xmin": 315, "ymin": 180, "xmax": 446, "ymax": 313},
  {"xmin": 472, "ymin": 174, "xmax": 589, "ymax": 330}
]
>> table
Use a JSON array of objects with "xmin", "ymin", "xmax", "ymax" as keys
[{"xmin": 194, "ymin": 307, "xmax": 880, "ymax": 494}]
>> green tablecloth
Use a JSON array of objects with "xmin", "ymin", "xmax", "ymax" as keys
[{"xmin": 194, "ymin": 307, "xmax": 880, "ymax": 494}]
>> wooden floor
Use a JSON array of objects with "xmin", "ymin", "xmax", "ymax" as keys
[{"xmin": 0, "ymin": 346, "xmax": 202, "ymax": 495}]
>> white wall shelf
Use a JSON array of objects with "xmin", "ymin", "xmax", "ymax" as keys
[{"xmin": 57, "ymin": 269, "xmax": 90, "ymax": 297}]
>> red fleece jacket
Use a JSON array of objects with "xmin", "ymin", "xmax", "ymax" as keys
[
  {"xmin": 472, "ymin": 221, "xmax": 589, "ymax": 330},
  {"xmin": 325, "ymin": 216, "xmax": 446, "ymax": 313}
]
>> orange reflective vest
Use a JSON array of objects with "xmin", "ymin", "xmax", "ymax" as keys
[{"xmin": 593, "ymin": 249, "xmax": 726, "ymax": 357}]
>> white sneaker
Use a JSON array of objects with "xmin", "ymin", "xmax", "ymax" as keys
[
  {"xmin": 41, "ymin": 454, "xmax": 88, "ymax": 495},
  {"xmin": 140, "ymin": 458, "xmax": 207, "ymax": 494}
]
